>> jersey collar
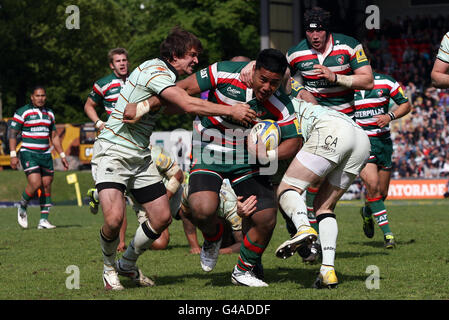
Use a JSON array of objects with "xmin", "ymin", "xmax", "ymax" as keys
[{"xmin": 159, "ymin": 57, "xmax": 179, "ymax": 81}]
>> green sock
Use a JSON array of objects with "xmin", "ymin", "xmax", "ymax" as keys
[
  {"xmin": 306, "ymin": 187, "xmax": 319, "ymax": 233},
  {"xmin": 20, "ymin": 190, "xmax": 33, "ymax": 209},
  {"xmin": 39, "ymin": 193, "xmax": 52, "ymax": 220},
  {"xmin": 236, "ymin": 234, "xmax": 266, "ymax": 272},
  {"xmin": 368, "ymin": 198, "xmax": 392, "ymax": 235}
]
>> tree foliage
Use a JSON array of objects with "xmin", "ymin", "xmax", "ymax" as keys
[{"xmin": 0, "ymin": 0, "xmax": 259, "ymax": 130}]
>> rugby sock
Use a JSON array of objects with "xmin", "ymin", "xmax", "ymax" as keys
[
  {"xmin": 306, "ymin": 187, "xmax": 319, "ymax": 233},
  {"xmin": 236, "ymin": 234, "xmax": 266, "ymax": 272},
  {"xmin": 362, "ymin": 203, "xmax": 372, "ymax": 217},
  {"xmin": 317, "ymin": 213, "xmax": 338, "ymax": 267},
  {"xmin": 278, "ymin": 189, "xmax": 311, "ymax": 231},
  {"xmin": 99, "ymin": 227, "xmax": 119, "ymax": 268},
  {"xmin": 202, "ymin": 220, "xmax": 224, "ymax": 243},
  {"xmin": 39, "ymin": 193, "xmax": 52, "ymax": 220},
  {"xmin": 121, "ymin": 221, "xmax": 160, "ymax": 267},
  {"xmin": 367, "ymin": 197, "xmax": 392, "ymax": 236},
  {"xmin": 20, "ymin": 189, "xmax": 33, "ymax": 210}
]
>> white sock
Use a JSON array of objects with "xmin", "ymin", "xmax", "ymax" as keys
[
  {"xmin": 121, "ymin": 221, "xmax": 159, "ymax": 267},
  {"xmin": 93, "ymin": 189, "xmax": 99, "ymax": 201},
  {"xmin": 99, "ymin": 228, "xmax": 119, "ymax": 268},
  {"xmin": 317, "ymin": 214, "xmax": 338, "ymax": 267},
  {"xmin": 279, "ymin": 189, "xmax": 310, "ymax": 231}
]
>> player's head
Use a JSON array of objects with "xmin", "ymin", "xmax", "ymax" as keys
[
  {"xmin": 160, "ymin": 26, "xmax": 203, "ymax": 75},
  {"xmin": 231, "ymin": 56, "xmax": 251, "ymax": 62},
  {"xmin": 304, "ymin": 7, "xmax": 331, "ymax": 52},
  {"xmin": 108, "ymin": 47, "xmax": 129, "ymax": 78},
  {"xmin": 252, "ymin": 48, "xmax": 288, "ymax": 102},
  {"xmin": 30, "ymin": 85, "xmax": 46, "ymax": 108}
]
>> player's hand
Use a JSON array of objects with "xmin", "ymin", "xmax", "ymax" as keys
[
  {"xmin": 247, "ymin": 133, "xmax": 269, "ymax": 165},
  {"xmin": 231, "ymin": 103, "xmax": 256, "ymax": 127},
  {"xmin": 189, "ymin": 247, "xmax": 201, "ymax": 254},
  {"xmin": 117, "ymin": 242, "xmax": 127, "ymax": 252},
  {"xmin": 313, "ymin": 64, "xmax": 336, "ymax": 83},
  {"xmin": 374, "ymin": 114, "xmax": 390, "ymax": 128},
  {"xmin": 239, "ymin": 61, "xmax": 255, "ymax": 88},
  {"xmin": 122, "ymin": 103, "xmax": 142, "ymax": 124},
  {"xmin": 10, "ymin": 156, "xmax": 19, "ymax": 170},
  {"xmin": 61, "ymin": 157, "xmax": 69, "ymax": 171},
  {"xmin": 237, "ymin": 195, "xmax": 258, "ymax": 217}
]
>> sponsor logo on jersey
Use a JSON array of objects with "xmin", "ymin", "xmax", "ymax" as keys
[
  {"xmin": 226, "ymin": 87, "xmax": 241, "ymax": 97},
  {"xmin": 377, "ymin": 89, "xmax": 383, "ymax": 97},
  {"xmin": 356, "ymin": 49, "xmax": 368, "ymax": 63},
  {"xmin": 291, "ymin": 79, "xmax": 303, "ymax": 92},
  {"xmin": 301, "ymin": 61, "xmax": 314, "ymax": 69},
  {"xmin": 200, "ymin": 68, "xmax": 208, "ymax": 79}
]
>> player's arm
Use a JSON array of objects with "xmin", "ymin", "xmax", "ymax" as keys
[
  {"xmin": 8, "ymin": 127, "xmax": 20, "ymax": 170},
  {"xmin": 431, "ymin": 59, "xmax": 449, "ymax": 88},
  {"xmin": 164, "ymin": 163, "xmax": 184, "ymax": 199},
  {"xmin": 84, "ymin": 97, "xmax": 105, "ymax": 130},
  {"xmin": 178, "ymin": 209, "xmax": 201, "ymax": 254},
  {"xmin": 50, "ymin": 130, "xmax": 69, "ymax": 170},
  {"xmin": 375, "ymin": 101, "xmax": 412, "ymax": 129},
  {"xmin": 298, "ymin": 88, "xmax": 318, "ymax": 104},
  {"xmin": 314, "ymin": 64, "xmax": 374, "ymax": 90},
  {"xmin": 277, "ymin": 137, "xmax": 302, "ymax": 160}
]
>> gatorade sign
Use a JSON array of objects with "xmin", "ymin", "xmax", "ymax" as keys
[{"xmin": 388, "ymin": 179, "xmax": 448, "ymax": 199}]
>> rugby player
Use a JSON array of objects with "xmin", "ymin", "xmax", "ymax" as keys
[
  {"xmin": 9, "ymin": 86, "xmax": 69, "ymax": 229},
  {"xmin": 91, "ymin": 27, "xmax": 255, "ymax": 290},
  {"xmin": 355, "ymin": 72, "xmax": 411, "ymax": 248}
]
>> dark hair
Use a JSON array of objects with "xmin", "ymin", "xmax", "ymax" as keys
[
  {"xmin": 255, "ymin": 48, "xmax": 288, "ymax": 75},
  {"xmin": 31, "ymin": 85, "xmax": 46, "ymax": 94},
  {"xmin": 304, "ymin": 6, "xmax": 331, "ymax": 31},
  {"xmin": 160, "ymin": 26, "xmax": 203, "ymax": 61},
  {"xmin": 108, "ymin": 48, "xmax": 128, "ymax": 63}
]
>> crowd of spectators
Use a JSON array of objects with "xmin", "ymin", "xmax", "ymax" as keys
[{"xmin": 362, "ymin": 14, "xmax": 449, "ymax": 179}]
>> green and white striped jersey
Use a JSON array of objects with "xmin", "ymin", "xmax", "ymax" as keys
[
  {"xmin": 88, "ymin": 73, "xmax": 126, "ymax": 115},
  {"xmin": 437, "ymin": 31, "xmax": 449, "ymax": 63},
  {"xmin": 9, "ymin": 104, "xmax": 56, "ymax": 154},
  {"xmin": 192, "ymin": 61, "xmax": 299, "ymax": 174},
  {"xmin": 97, "ymin": 58, "xmax": 177, "ymax": 151},
  {"xmin": 354, "ymin": 72, "xmax": 408, "ymax": 138},
  {"xmin": 287, "ymin": 33, "xmax": 370, "ymax": 117}
]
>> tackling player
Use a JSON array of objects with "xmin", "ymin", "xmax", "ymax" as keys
[
  {"xmin": 270, "ymin": 98, "xmax": 370, "ymax": 288},
  {"xmin": 92, "ymin": 27, "xmax": 255, "ymax": 290}
]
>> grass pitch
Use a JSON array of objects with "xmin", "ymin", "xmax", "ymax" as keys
[{"xmin": 1, "ymin": 200, "xmax": 448, "ymax": 302}]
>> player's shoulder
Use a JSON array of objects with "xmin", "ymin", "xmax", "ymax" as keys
[
  {"xmin": 373, "ymin": 72, "xmax": 396, "ymax": 83},
  {"xmin": 332, "ymin": 33, "xmax": 361, "ymax": 48},
  {"xmin": 14, "ymin": 104, "xmax": 33, "ymax": 115},
  {"xmin": 137, "ymin": 58, "xmax": 177, "ymax": 80},
  {"xmin": 217, "ymin": 60, "xmax": 248, "ymax": 73},
  {"xmin": 95, "ymin": 73, "xmax": 117, "ymax": 86},
  {"xmin": 287, "ymin": 39, "xmax": 309, "ymax": 55}
]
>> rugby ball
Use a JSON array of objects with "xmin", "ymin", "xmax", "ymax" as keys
[{"xmin": 249, "ymin": 119, "xmax": 281, "ymax": 151}]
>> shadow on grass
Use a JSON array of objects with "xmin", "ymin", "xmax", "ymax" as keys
[
  {"xmin": 52, "ymin": 224, "xmax": 83, "ymax": 229},
  {"xmin": 117, "ymin": 266, "xmax": 365, "ymax": 289}
]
